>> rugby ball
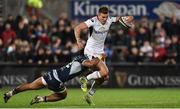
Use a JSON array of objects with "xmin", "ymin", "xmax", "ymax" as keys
[{"xmin": 119, "ymin": 16, "xmax": 134, "ymax": 29}]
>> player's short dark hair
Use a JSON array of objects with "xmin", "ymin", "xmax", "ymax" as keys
[{"xmin": 98, "ymin": 7, "xmax": 109, "ymax": 14}]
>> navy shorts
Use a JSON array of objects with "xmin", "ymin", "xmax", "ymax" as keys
[{"xmin": 42, "ymin": 70, "xmax": 66, "ymax": 93}]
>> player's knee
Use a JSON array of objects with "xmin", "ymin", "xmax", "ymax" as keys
[{"xmin": 100, "ymin": 69, "xmax": 109, "ymax": 78}]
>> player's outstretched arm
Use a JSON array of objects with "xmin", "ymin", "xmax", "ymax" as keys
[{"xmin": 74, "ymin": 22, "xmax": 88, "ymax": 49}]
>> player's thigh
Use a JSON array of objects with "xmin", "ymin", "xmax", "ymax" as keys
[
  {"xmin": 99, "ymin": 61, "xmax": 109, "ymax": 75},
  {"xmin": 30, "ymin": 77, "xmax": 45, "ymax": 89}
]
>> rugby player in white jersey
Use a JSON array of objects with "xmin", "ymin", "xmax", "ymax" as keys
[{"xmin": 74, "ymin": 7, "xmax": 134, "ymax": 105}]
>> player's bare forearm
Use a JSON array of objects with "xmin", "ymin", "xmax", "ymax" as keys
[
  {"xmin": 74, "ymin": 22, "xmax": 89, "ymax": 49},
  {"xmin": 74, "ymin": 26, "xmax": 81, "ymax": 42},
  {"xmin": 74, "ymin": 22, "xmax": 88, "ymax": 41}
]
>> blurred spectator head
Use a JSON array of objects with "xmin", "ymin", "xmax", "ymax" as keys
[
  {"xmin": 139, "ymin": 27, "xmax": 146, "ymax": 34},
  {"xmin": 45, "ymin": 47, "xmax": 52, "ymax": 55},
  {"xmin": 165, "ymin": 38, "xmax": 172, "ymax": 47},
  {"xmin": 131, "ymin": 47, "xmax": 139, "ymax": 56},
  {"xmin": 140, "ymin": 16, "xmax": 149, "ymax": 28},
  {"xmin": 5, "ymin": 23, "xmax": 12, "ymax": 30},
  {"xmin": 130, "ymin": 39, "xmax": 137, "ymax": 47},
  {"xmin": 37, "ymin": 47, "xmax": 45, "ymax": 55},
  {"xmin": 171, "ymin": 35, "xmax": 178, "ymax": 44},
  {"xmin": 55, "ymin": 47, "xmax": 62, "ymax": 55},
  {"xmin": 65, "ymin": 26, "xmax": 72, "ymax": 33},
  {"xmin": 155, "ymin": 20, "xmax": 162, "ymax": 29},
  {"xmin": 7, "ymin": 14, "xmax": 14, "ymax": 21}
]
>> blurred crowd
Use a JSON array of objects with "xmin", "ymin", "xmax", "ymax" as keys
[
  {"xmin": 109, "ymin": 15, "xmax": 180, "ymax": 64},
  {"xmin": 0, "ymin": 14, "xmax": 180, "ymax": 64}
]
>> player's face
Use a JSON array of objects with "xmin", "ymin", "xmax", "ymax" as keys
[{"xmin": 98, "ymin": 13, "xmax": 108, "ymax": 25}]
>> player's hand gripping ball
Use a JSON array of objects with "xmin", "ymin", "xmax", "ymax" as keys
[{"xmin": 119, "ymin": 16, "xmax": 134, "ymax": 29}]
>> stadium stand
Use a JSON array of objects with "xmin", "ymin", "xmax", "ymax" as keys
[{"xmin": 0, "ymin": 13, "xmax": 179, "ymax": 64}]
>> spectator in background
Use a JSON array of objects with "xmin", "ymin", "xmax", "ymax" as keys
[
  {"xmin": 139, "ymin": 16, "xmax": 151, "ymax": 40},
  {"xmin": 54, "ymin": 47, "xmax": 64, "ymax": 63},
  {"xmin": 153, "ymin": 43, "xmax": 166, "ymax": 62},
  {"xmin": 1, "ymin": 23, "xmax": 16, "ymax": 47},
  {"xmin": 104, "ymin": 44, "xmax": 113, "ymax": 62},
  {"xmin": 38, "ymin": 31, "xmax": 51, "ymax": 46},
  {"xmin": 28, "ymin": 24, "xmax": 37, "ymax": 46},
  {"xmin": 127, "ymin": 25, "xmax": 137, "ymax": 38},
  {"xmin": 136, "ymin": 26, "xmax": 151, "ymax": 46},
  {"xmin": 44, "ymin": 47, "xmax": 54, "ymax": 64},
  {"xmin": 70, "ymin": 43, "xmax": 79, "ymax": 58},
  {"xmin": 5, "ymin": 41, "xmax": 17, "ymax": 62},
  {"xmin": 51, "ymin": 37, "xmax": 62, "ymax": 54},
  {"xmin": 0, "ymin": 38, "xmax": 6, "ymax": 61},
  {"xmin": 63, "ymin": 26, "xmax": 76, "ymax": 43},
  {"xmin": 153, "ymin": 20, "xmax": 164, "ymax": 37},
  {"xmin": 29, "ymin": 15, "xmax": 40, "ymax": 27},
  {"xmin": 15, "ymin": 19, "xmax": 29, "ymax": 41},
  {"xmin": 139, "ymin": 41, "xmax": 153, "ymax": 62},
  {"xmin": 128, "ymin": 47, "xmax": 141, "ymax": 63},
  {"xmin": 112, "ymin": 29, "xmax": 131, "ymax": 46},
  {"xmin": 50, "ymin": 26, "xmax": 62, "ymax": 39},
  {"xmin": 15, "ymin": 40, "xmax": 33, "ymax": 64},
  {"xmin": 128, "ymin": 39, "xmax": 141, "ymax": 63},
  {"xmin": 42, "ymin": 18, "xmax": 52, "ymax": 33},
  {"xmin": 153, "ymin": 20, "xmax": 167, "ymax": 48},
  {"xmin": 165, "ymin": 35, "xmax": 178, "ymax": 64},
  {"xmin": 4, "ymin": 15, "xmax": 15, "ymax": 29},
  {"xmin": 167, "ymin": 15, "xmax": 180, "ymax": 37},
  {"xmin": 55, "ymin": 12, "xmax": 71, "ymax": 28},
  {"xmin": 35, "ymin": 47, "xmax": 46, "ymax": 64}
]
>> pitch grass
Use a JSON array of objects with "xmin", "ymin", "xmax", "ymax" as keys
[{"xmin": 1, "ymin": 88, "xmax": 180, "ymax": 108}]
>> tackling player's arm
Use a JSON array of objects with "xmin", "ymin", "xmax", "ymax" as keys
[
  {"xmin": 74, "ymin": 22, "xmax": 88, "ymax": 49},
  {"xmin": 82, "ymin": 57, "xmax": 100, "ymax": 68}
]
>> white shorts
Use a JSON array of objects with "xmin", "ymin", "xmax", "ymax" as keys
[{"xmin": 84, "ymin": 47, "xmax": 104, "ymax": 60}]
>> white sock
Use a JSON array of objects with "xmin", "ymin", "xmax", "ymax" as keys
[
  {"xmin": 88, "ymin": 81, "xmax": 96, "ymax": 96},
  {"xmin": 7, "ymin": 90, "xmax": 13, "ymax": 97},
  {"xmin": 38, "ymin": 96, "xmax": 45, "ymax": 102},
  {"xmin": 86, "ymin": 71, "xmax": 101, "ymax": 81}
]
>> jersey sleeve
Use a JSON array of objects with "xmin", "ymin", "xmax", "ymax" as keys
[
  {"xmin": 84, "ymin": 18, "xmax": 95, "ymax": 28},
  {"xmin": 109, "ymin": 16, "xmax": 117, "ymax": 23}
]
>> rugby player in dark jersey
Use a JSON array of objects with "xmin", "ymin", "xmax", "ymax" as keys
[{"xmin": 3, "ymin": 55, "xmax": 108, "ymax": 105}]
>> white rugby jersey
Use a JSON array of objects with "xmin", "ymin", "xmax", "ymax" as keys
[{"xmin": 84, "ymin": 16, "xmax": 116, "ymax": 56}]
